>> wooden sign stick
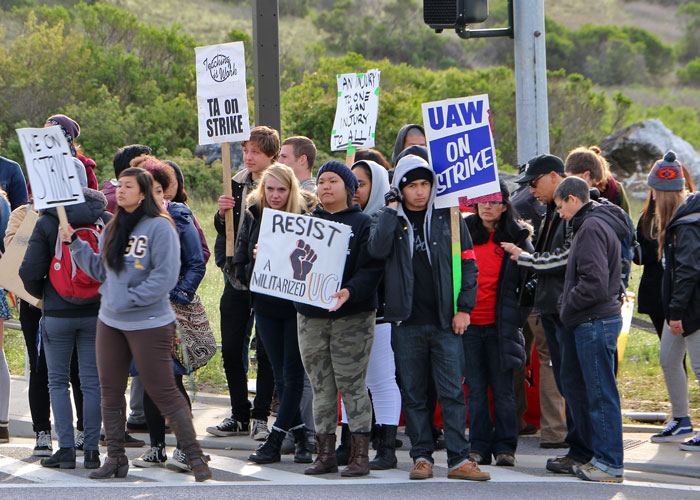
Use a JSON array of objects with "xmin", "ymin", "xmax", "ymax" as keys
[
  {"xmin": 450, "ymin": 206, "xmax": 462, "ymax": 314},
  {"xmin": 345, "ymin": 142, "xmax": 356, "ymax": 167},
  {"xmin": 56, "ymin": 205, "xmax": 70, "ymax": 234},
  {"xmin": 221, "ymin": 142, "xmax": 235, "ymax": 257}
]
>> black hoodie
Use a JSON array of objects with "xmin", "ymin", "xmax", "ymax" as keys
[
  {"xmin": 662, "ymin": 192, "xmax": 700, "ymax": 336},
  {"xmin": 559, "ymin": 201, "xmax": 629, "ymax": 330},
  {"xmin": 20, "ymin": 188, "xmax": 112, "ymax": 317},
  {"xmin": 391, "ymin": 124, "xmax": 425, "ymax": 166}
]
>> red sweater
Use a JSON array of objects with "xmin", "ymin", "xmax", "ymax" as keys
[{"xmin": 471, "ymin": 232, "xmax": 503, "ymax": 325}]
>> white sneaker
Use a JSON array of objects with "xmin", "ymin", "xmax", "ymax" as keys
[
  {"xmin": 133, "ymin": 443, "xmax": 167, "ymax": 467},
  {"xmin": 34, "ymin": 431, "xmax": 53, "ymax": 457},
  {"xmin": 166, "ymin": 448, "xmax": 191, "ymax": 472},
  {"xmin": 250, "ymin": 418, "xmax": 270, "ymax": 441}
]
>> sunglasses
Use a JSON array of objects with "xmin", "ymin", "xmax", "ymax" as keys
[{"xmin": 528, "ymin": 174, "xmax": 545, "ymax": 188}]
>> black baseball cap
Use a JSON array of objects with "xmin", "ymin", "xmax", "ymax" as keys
[{"xmin": 515, "ymin": 154, "xmax": 565, "ymax": 184}]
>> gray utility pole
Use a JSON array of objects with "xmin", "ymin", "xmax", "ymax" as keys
[
  {"xmin": 252, "ymin": 0, "xmax": 281, "ymax": 133},
  {"xmin": 513, "ymin": 0, "xmax": 550, "ymax": 165}
]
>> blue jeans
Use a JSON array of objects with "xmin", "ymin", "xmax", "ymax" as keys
[
  {"xmin": 255, "ymin": 313, "xmax": 304, "ymax": 431},
  {"xmin": 392, "ymin": 323, "xmax": 469, "ymax": 468},
  {"xmin": 43, "ymin": 315, "xmax": 101, "ymax": 451},
  {"xmin": 462, "ymin": 324, "xmax": 518, "ymax": 457},
  {"xmin": 573, "ymin": 315, "xmax": 624, "ymax": 473},
  {"xmin": 540, "ymin": 313, "xmax": 593, "ymax": 464}
]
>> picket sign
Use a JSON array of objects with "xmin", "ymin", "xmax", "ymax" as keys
[
  {"xmin": 331, "ymin": 69, "xmax": 381, "ymax": 160},
  {"xmin": 421, "ymin": 94, "xmax": 502, "ymax": 312},
  {"xmin": 249, "ymin": 209, "xmax": 352, "ymax": 310},
  {"xmin": 195, "ymin": 41, "xmax": 251, "ymax": 256},
  {"xmin": 0, "ymin": 209, "xmax": 42, "ymax": 307}
]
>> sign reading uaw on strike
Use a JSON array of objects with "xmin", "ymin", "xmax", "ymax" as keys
[
  {"xmin": 250, "ymin": 209, "xmax": 352, "ymax": 310},
  {"xmin": 421, "ymin": 94, "xmax": 501, "ymax": 209},
  {"xmin": 195, "ymin": 41, "xmax": 250, "ymax": 145}
]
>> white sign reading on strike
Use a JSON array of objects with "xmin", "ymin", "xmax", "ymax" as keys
[
  {"xmin": 250, "ymin": 209, "xmax": 351, "ymax": 310},
  {"xmin": 421, "ymin": 94, "xmax": 501, "ymax": 209},
  {"xmin": 195, "ymin": 41, "xmax": 250, "ymax": 145},
  {"xmin": 16, "ymin": 126, "xmax": 85, "ymax": 211},
  {"xmin": 330, "ymin": 69, "xmax": 380, "ymax": 151}
]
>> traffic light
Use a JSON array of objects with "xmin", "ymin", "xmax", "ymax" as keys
[{"xmin": 423, "ymin": 0, "xmax": 489, "ymax": 32}]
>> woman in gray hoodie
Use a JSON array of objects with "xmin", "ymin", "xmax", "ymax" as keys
[{"xmin": 60, "ymin": 167, "xmax": 211, "ymax": 482}]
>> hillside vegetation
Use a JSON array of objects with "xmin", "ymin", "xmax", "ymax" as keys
[{"xmin": 0, "ymin": 0, "xmax": 699, "ymax": 196}]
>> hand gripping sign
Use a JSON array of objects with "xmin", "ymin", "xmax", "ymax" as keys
[
  {"xmin": 195, "ymin": 41, "xmax": 251, "ymax": 145},
  {"xmin": 421, "ymin": 94, "xmax": 501, "ymax": 209},
  {"xmin": 250, "ymin": 209, "xmax": 351, "ymax": 310}
]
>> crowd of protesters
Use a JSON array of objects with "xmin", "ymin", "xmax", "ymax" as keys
[{"xmin": 0, "ymin": 113, "xmax": 699, "ymax": 485}]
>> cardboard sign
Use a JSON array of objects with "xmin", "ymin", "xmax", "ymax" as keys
[
  {"xmin": 16, "ymin": 127, "xmax": 85, "ymax": 211},
  {"xmin": 195, "ymin": 41, "xmax": 251, "ymax": 145},
  {"xmin": 330, "ymin": 69, "xmax": 381, "ymax": 151},
  {"xmin": 250, "ymin": 209, "xmax": 351, "ymax": 310},
  {"xmin": 421, "ymin": 94, "xmax": 501, "ymax": 209},
  {"xmin": 0, "ymin": 209, "xmax": 42, "ymax": 307}
]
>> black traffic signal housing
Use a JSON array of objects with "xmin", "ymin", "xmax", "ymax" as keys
[{"xmin": 423, "ymin": 0, "xmax": 489, "ymax": 33}]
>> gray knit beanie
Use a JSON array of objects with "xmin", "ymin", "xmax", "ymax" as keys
[{"xmin": 647, "ymin": 151, "xmax": 686, "ymax": 192}]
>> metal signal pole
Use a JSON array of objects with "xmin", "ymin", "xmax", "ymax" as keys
[{"xmin": 252, "ymin": 0, "xmax": 281, "ymax": 133}]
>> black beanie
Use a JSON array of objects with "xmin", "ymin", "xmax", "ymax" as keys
[{"xmin": 399, "ymin": 167, "xmax": 433, "ymax": 191}]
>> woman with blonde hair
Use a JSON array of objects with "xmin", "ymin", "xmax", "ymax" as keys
[
  {"xmin": 234, "ymin": 163, "xmax": 314, "ymax": 464},
  {"xmin": 645, "ymin": 152, "xmax": 700, "ymax": 449}
]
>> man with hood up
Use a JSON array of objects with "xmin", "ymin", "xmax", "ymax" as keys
[
  {"xmin": 368, "ymin": 154, "xmax": 489, "ymax": 482},
  {"xmin": 391, "ymin": 124, "xmax": 426, "ymax": 166},
  {"xmin": 553, "ymin": 176, "xmax": 627, "ymax": 483}
]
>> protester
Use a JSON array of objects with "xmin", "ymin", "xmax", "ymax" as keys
[
  {"xmin": 391, "ymin": 124, "xmax": 426, "ymax": 166},
  {"xmin": 297, "ymin": 161, "xmax": 383, "ymax": 477},
  {"xmin": 130, "ymin": 158, "xmax": 206, "ymax": 474},
  {"xmin": 354, "ymin": 149, "xmax": 391, "ymax": 171},
  {"xmin": 564, "ymin": 146, "xmax": 630, "ymax": 213},
  {"xmin": 104, "ymin": 145, "xmax": 153, "ymax": 214},
  {"xmin": 20, "ymin": 185, "xmax": 111, "ymax": 470},
  {"xmin": 59, "ymin": 167, "xmax": 211, "ymax": 481},
  {"xmin": 209, "ymin": 126, "xmax": 279, "ymax": 442},
  {"xmin": 463, "ymin": 180, "xmax": 531, "ymax": 467},
  {"xmin": 503, "ymin": 154, "xmax": 594, "ymax": 475},
  {"xmin": 45, "ymin": 114, "xmax": 97, "ymax": 190},
  {"xmin": 0, "ymin": 189, "xmax": 10, "ymax": 444},
  {"xmin": 369, "ymin": 154, "xmax": 489, "ymax": 482},
  {"xmin": 0, "ymin": 152, "xmax": 28, "ymax": 211},
  {"xmin": 233, "ymin": 164, "xmax": 313, "ymax": 465},
  {"xmin": 279, "ymin": 136, "xmax": 317, "ymax": 192},
  {"xmin": 334, "ymin": 160, "xmax": 402, "ymax": 470},
  {"xmin": 554, "ymin": 176, "xmax": 627, "ymax": 482},
  {"xmin": 646, "ymin": 152, "xmax": 700, "ymax": 450}
]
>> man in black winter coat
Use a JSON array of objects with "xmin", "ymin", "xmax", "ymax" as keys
[
  {"xmin": 368, "ymin": 155, "xmax": 489, "ymax": 482},
  {"xmin": 554, "ymin": 176, "xmax": 625, "ymax": 483}
]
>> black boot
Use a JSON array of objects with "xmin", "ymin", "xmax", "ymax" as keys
[
  {"xmin": 84, "ymin": 450, "xmax": 101, "ymax": 469},
  {"xmin": 40, "ymin": 447, "xmax": 76, "ymax": 469},
  {"xmin": 90, "ymin": 407, "xmax": 128, "ymax": 479},
  {"xmin": 166, "ymin": 406, "xmax": 212, "ymax": 482},
  {"xmin": 335, "ymin": 423, "xmax": 351, "ymax": 466},
  {"xmin": 369, "ymin": 425, "xmax": 398, "ymax": 470},
  {"xmin": 248, "ymin": 428, "xmax": 285, "ymax": 464},
  {"xmin": 291, "ymin": 425, "xmax": 313, "ymax": 464}
]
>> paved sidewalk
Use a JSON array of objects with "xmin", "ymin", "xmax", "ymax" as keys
[{"xmin": 7, "ymin": 376, "xmax": 700, "ymax": 478}]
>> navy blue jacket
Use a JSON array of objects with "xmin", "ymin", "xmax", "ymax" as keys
[
  {"xmin": 295, "ymin": 204, "xmax": 383, "ymax": 319},
  {"xmin": 0, "ymin": 156, "xmax": 28, "ymax": 210},
  {"xmin": 168, "ymin": 201, "xmax": 206, "ymax": 299}
]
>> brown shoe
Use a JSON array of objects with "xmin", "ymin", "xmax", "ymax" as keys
[
  {"xmin": 409, "ymin": 459, "xmax": 433, "ymax": 480},
  {"xmin": 447, "ymin": 460, "xmax": 491, "ymax": 481},
  {"xmin": 304, "ymin": 433, "xmax": 338, "ymax": 475},
  {"xmin": 341, "ymin": 433, "xmax": 370, "ymax": 477}
]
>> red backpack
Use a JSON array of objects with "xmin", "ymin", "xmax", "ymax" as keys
[{"xmin": 49, "ymin": 219, "xmax": 104, "ymax": 304}]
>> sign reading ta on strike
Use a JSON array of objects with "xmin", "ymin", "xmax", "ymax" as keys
[
  {"xmin": 16, "ymin": 126, "xmax": 85, "ymax": 211},
  {"xmin": 331, "ymin": 69, "xmax": 380, "ymax": 151},
  {"xmin": 195, "ymin": 41, "xmax": 250, "ymax": 145},
  {"xmin": 250, "ymin": 209, "xmax": 351, "ymax": 310},
  {"xmin": 421, "ymin": 94, "xmax": 500, "ymax": 209}
]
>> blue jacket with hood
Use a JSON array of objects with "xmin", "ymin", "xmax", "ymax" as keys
[{"xmin": 368, "ymin": 155, "xmax": 479, "ymax": 329}]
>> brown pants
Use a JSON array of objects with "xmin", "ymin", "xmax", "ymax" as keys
[{"xmin": 96, "ymin": 320, "xmax": 186, "ymax": 418}]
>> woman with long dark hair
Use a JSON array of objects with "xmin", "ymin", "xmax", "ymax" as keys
[
  {"xmin": 59, "ymin": 167, "xmax": 211, "ymax": 481},
  {"xmin": 467, "ymin": 180, "xmax": 532, "ymax": 466}
]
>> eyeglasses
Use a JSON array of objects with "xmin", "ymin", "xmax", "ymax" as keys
[
  {"xmin": 478, "ymin": 201, "xmax": 505, "ymax": 207},
  {"xmin": 528, "ymin": 174, "xmax": 545, "ymax": 188}
]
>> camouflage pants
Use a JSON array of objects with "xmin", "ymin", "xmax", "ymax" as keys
[{"xmin": 297, "ymin": 311, "xmax": 375, "ymax": 434}]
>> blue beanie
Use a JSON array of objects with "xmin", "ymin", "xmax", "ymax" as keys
[{"xmin": 317, "ymin": 160, "xmax": 359, "ymax": 195}]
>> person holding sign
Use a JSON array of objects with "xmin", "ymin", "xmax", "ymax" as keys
[
  {"xmin": 462, "ymin": 180, "xmax": 532, "ymax": 468},
  {"xmin": 297, "ymin": 161, "xmax": 383, "ymax": 477},
  {"xmin": 210, "ymin": 126, "xmax": 279, "ymax": 442},
  {"xmin": 232, "ymin": 164, "xmax": 314, "ymax": 465},
  {"xmin": 368, "ymin": 154, "xmax": 489, "ymax": 482},
  {"xmin": 58, "ymin": 167, "xmax": 211, "ymax": 482}
]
